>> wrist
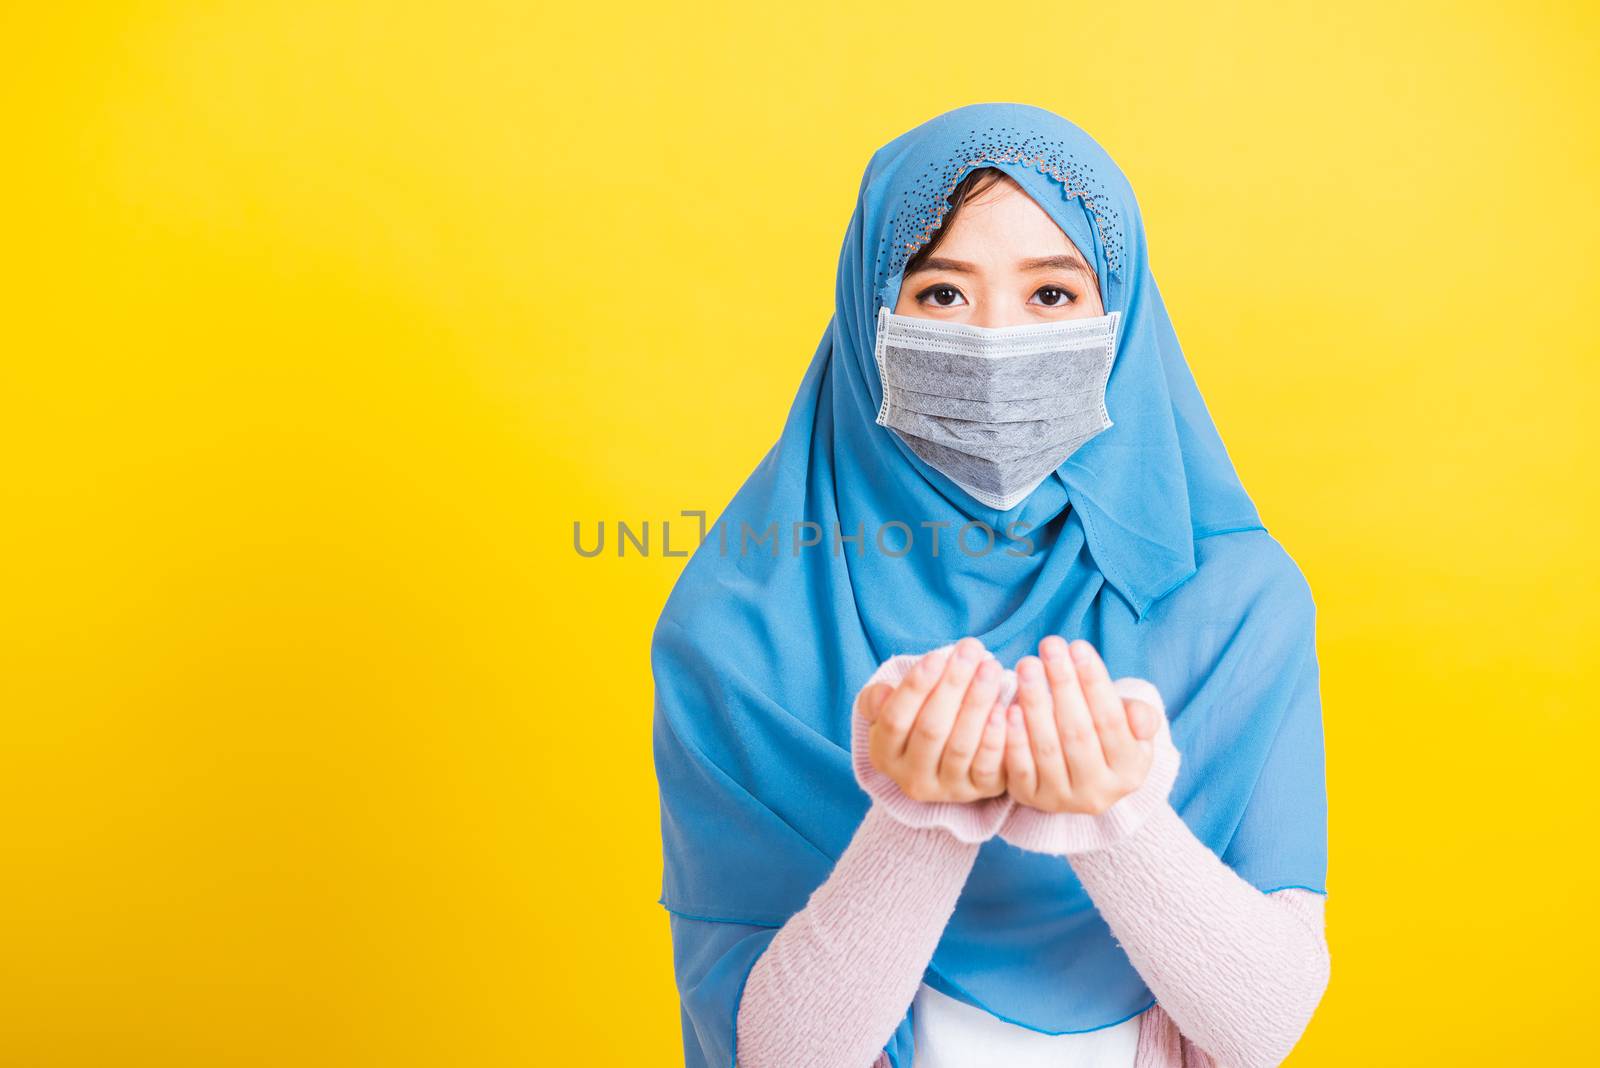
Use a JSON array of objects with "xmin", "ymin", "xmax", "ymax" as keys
[{"xmin": 867, "ymin": 788, "xmax": 1017, "ymax": 843}]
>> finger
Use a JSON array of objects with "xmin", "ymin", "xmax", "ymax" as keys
[
  {"xmin": 939, "ymin": 652, "xmax": 1002, "ymax": 787},
  {"xmin": 1016, "ymin": 655, "xmax": 1070, "ymax": 800},
  {"xmin": 1125, "ymin": 697, "xmax": 1160, "ymax": 741},
  {"xmin": 1069, "ymin": 639, "xmax": 1136, "ymax": 770},
  {"xmin": 1039, "ymin": 637, "xmax": 1107, "ymax": 796},
  {"xmin": 877, "ymin": 647, "xmax": 953, "ymax": 758},
  {"xmin": 1122, "ymin": 700, "xmax": 1157, "ymax": 782},
  {"xmin": 868, "ymin": 716, "xmax": 903, "ymax": 781},
  {"xmin": 857, "ymin": 682, "xmax": 893, "ymax": 724},
  {"xmin": 1003, "ymin": 703, "xmax": 1037, "ymax": 801},
  {"xmin": 969, "ymin": 704, "xmax": 1008, "ymax": 796},
  {"xmin": 902, "ymin": 638, "xmax": 984, "ymax": 787}
]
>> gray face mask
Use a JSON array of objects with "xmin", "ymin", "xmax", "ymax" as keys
[{"xmin": 873, "ymin": 304, "xmax": 1121, "ymax": 511}]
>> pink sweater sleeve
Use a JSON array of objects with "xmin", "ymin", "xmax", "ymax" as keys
[
  {"xmin": 733, "ymin": 803, "xmax": 978, "ymax": 1068},
  {"xmin": 996, "ymin": 676, "xmax": 1332, "ymax": 1068},
  {"xmin": 1066, "ymin": 809, "xmax": 1330, "ymax": 1068},
  {"xmin": 735, "ymin": 652, "xmax": 1003, "ymax": 1068}
]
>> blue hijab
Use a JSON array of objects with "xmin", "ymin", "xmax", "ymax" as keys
[{"xmin": 651, "ymin": 102, "xmax": 1328, "ymax": 1068}]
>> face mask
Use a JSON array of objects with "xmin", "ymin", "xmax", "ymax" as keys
[{"xmin": 873, "ymin": 304, "xmax": 1121, "ymax": 511}]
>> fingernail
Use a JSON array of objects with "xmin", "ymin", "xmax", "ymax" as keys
[{"xmin": 1071, "ymin": 639, "xmax": 1095, "ymax": 664}]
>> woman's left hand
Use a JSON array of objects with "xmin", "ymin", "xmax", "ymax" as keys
[{"xmin": 1004, "ymin": 636, "xmax": 1162, "ymax": 815}]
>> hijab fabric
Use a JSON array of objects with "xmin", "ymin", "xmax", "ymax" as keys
[{"xmin": 651, "ymin": 101, "xmax": 1329, "ymax": 1068}]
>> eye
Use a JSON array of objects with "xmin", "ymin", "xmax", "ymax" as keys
[
  {"xmin": 915, "ymin": 283, "xmax": 967, "ymax": 309},
  {"xmin": 1030, "ymin": 285, "xmax": 1079, "ymax": 308}
]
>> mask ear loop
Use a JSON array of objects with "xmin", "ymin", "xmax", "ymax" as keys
[
  {"xmin": 1095, "ymin": 309, "xmax": 1122, "ymax": 433},
  {"xmin": 871, "ymin": 304, "xmax": 893, "ymax": 428}
]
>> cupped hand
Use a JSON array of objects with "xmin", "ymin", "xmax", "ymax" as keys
[
  {"xmin": 859, "ymin": 637, "xmax": 1010, "ymax": 803},
  {"xmin": 1003, "ymin": 636, "xmax": 1161, "ymax": 815}
]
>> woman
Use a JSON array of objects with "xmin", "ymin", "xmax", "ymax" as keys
[{"xmin": 652, "ymin": 102, "xmax": 1331, "ymax": 1068}]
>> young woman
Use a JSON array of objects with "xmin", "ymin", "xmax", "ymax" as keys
[{"xmin": 652, "ymin": 102, "xmax": 1331, "ymax": 1068}]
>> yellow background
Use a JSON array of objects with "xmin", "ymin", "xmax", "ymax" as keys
[{"xmin": 3, "ymin": 2, "xmax": 1596, "ymax": 1064}]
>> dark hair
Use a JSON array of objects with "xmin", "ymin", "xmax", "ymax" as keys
[{"xmin": 901, "ymin": 166, "xmax": 1101, "ymax": 297}]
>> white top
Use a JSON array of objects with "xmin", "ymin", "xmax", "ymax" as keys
[{"xmin": 912, "ymin": 982, "xmax": 1141, "ymax": 1068}]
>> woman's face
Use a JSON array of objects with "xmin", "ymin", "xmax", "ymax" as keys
[{"xmin": 893, "ymin": 177, "xmax": 1106, "ymax": 325}]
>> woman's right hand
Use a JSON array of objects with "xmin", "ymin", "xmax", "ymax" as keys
[{"xmin": 858, "ymin": 637, "xmax": 1009, "ymax": 804}]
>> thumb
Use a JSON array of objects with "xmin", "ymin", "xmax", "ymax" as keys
[
  {"xmin": 858, "ymin": 682, "xmax": 892, "ymax": 724},
  {"xmin": 1125, "ymin": 698, "xmax": 1160, "ymax": 741}
]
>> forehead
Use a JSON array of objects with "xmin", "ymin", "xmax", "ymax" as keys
[{"xmin": 922, "ymin": 180, "xmax": 1081, "ymax": 256}]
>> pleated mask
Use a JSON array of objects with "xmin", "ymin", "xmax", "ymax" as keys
[{"xmin": 873, "ymin": 304, "xmax": 1121, "ymax": 511}]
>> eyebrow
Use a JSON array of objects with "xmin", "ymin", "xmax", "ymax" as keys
[{"xmin": 912, "ymin": 254, "xmax": 1095, "ymax": 279}]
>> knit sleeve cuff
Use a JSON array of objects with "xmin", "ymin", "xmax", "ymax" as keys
[
  {"xmin": 851, "ymin": 648, "xmax": 1016, "ymax": 844},
  {"xmin": 997, "ymin": 676, "xmax": 1183, "ymax": 856}
]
